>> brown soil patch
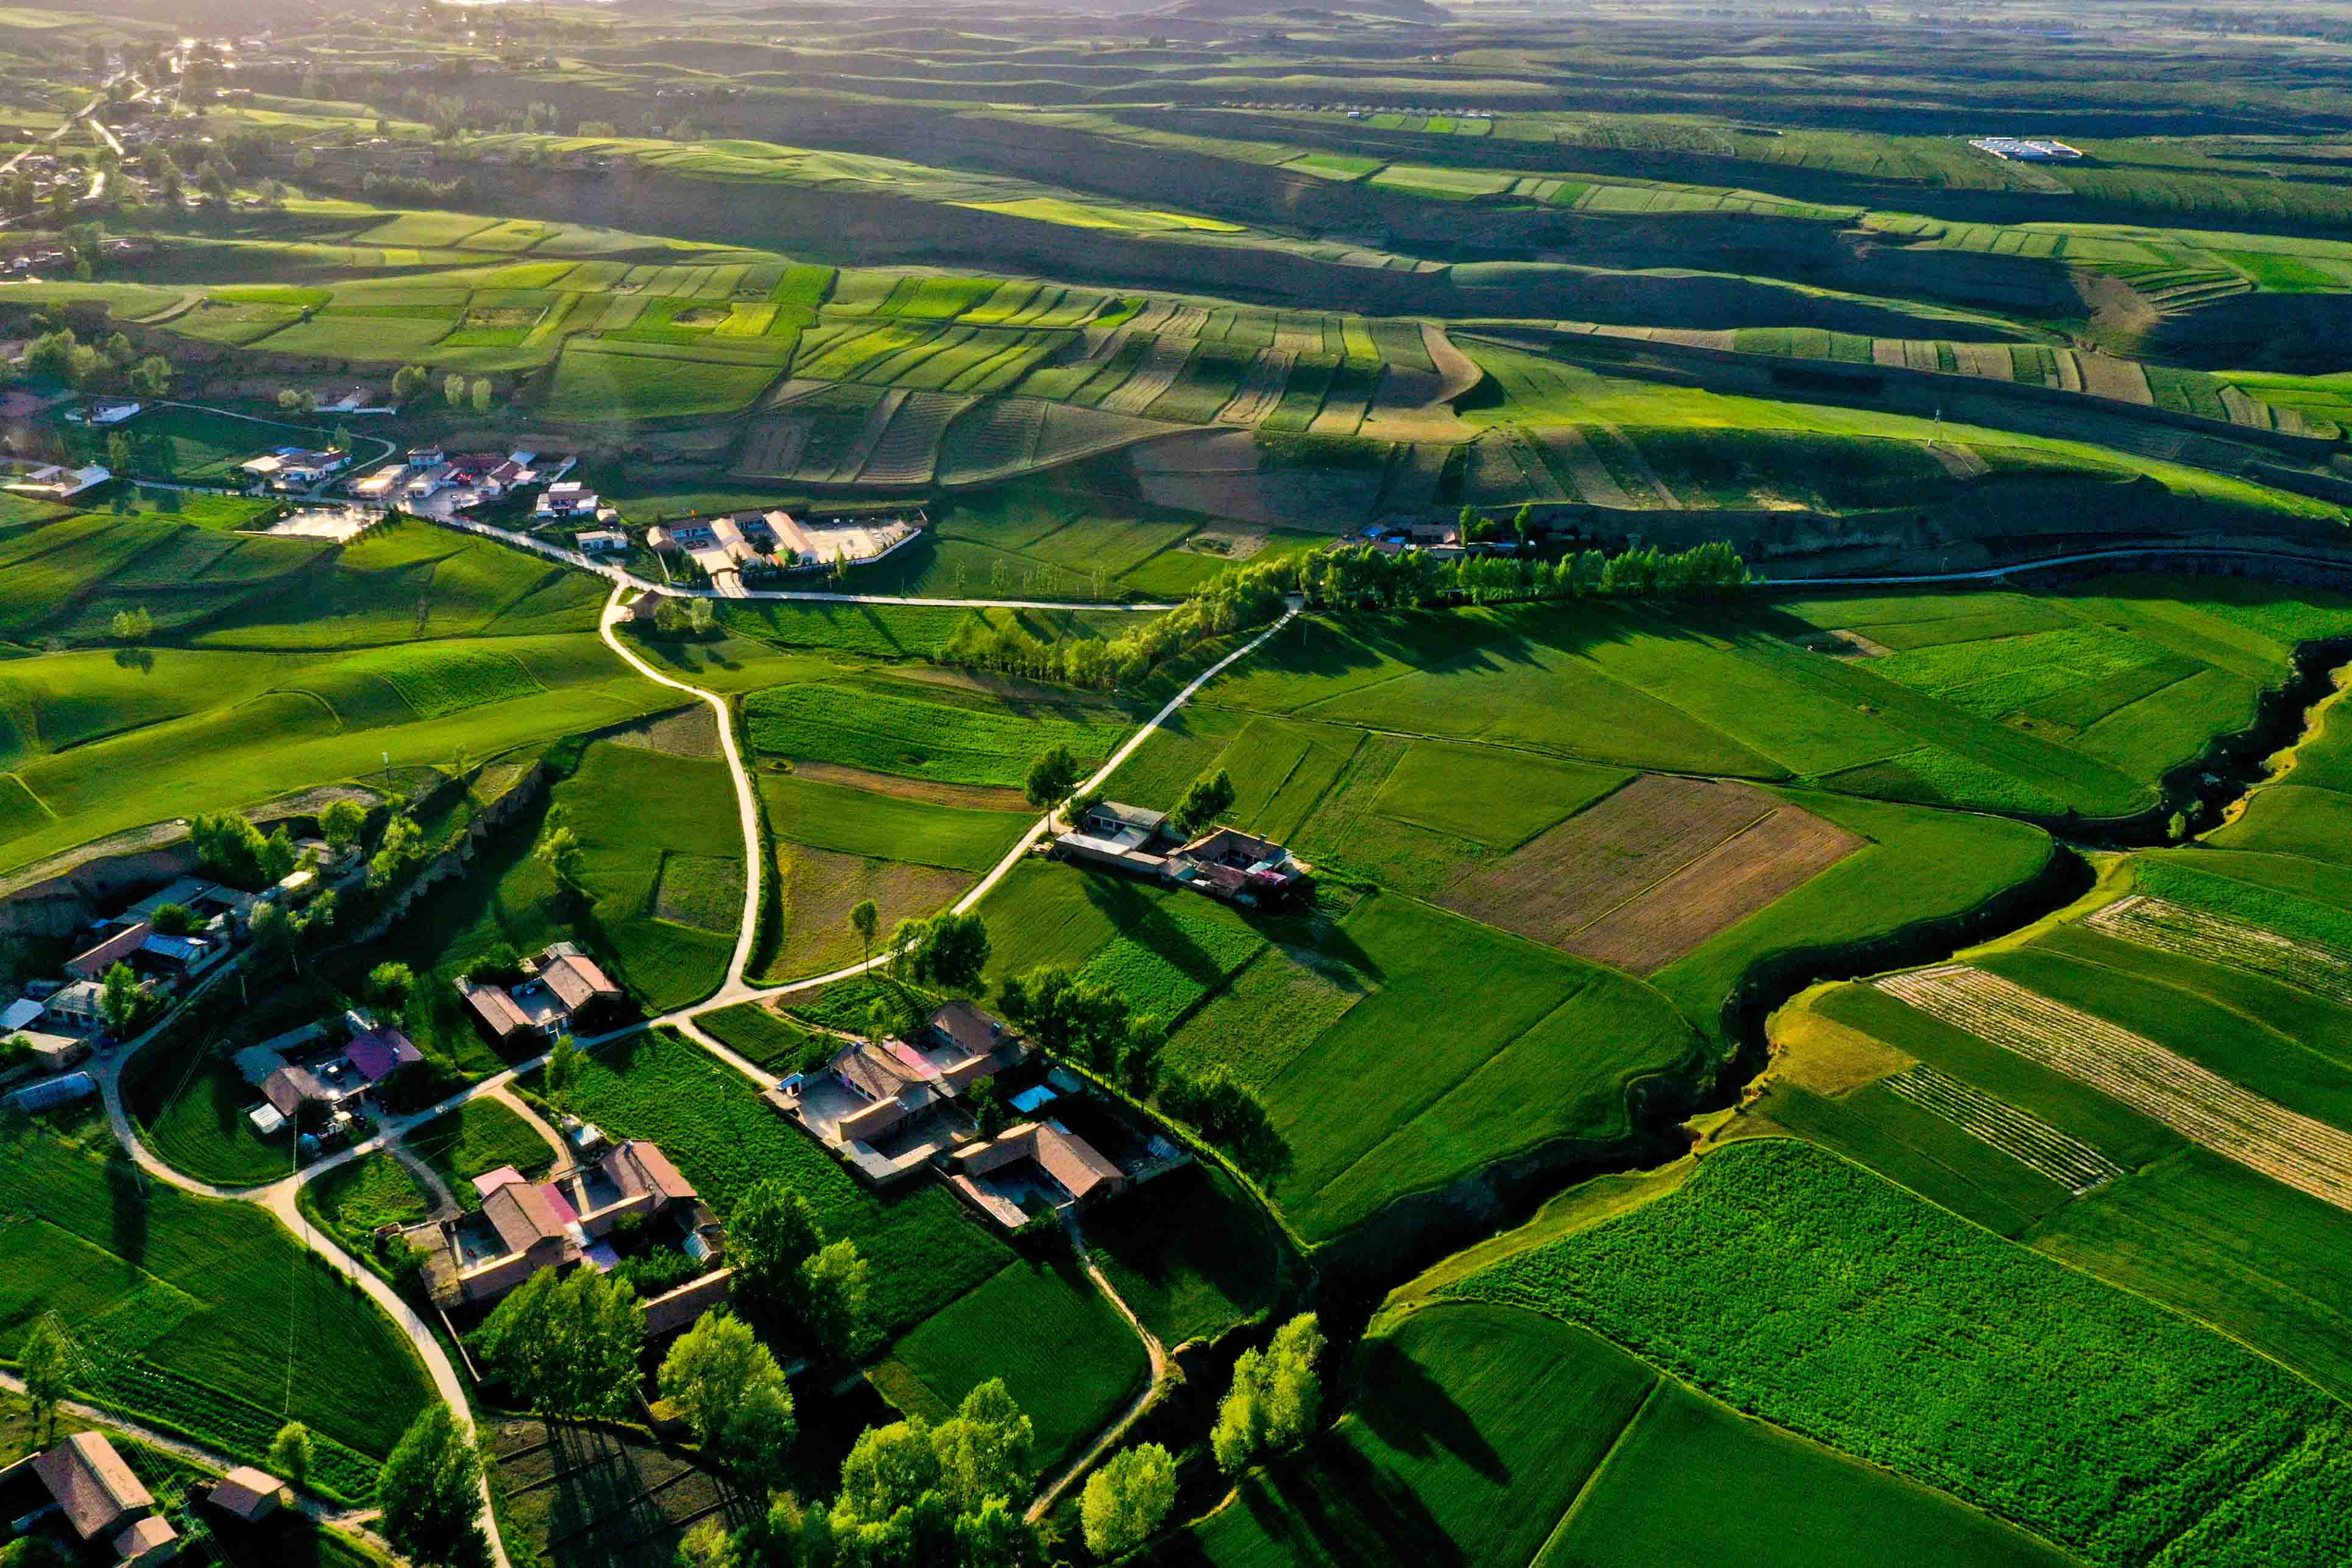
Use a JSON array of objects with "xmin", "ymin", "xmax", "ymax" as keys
[
  {"xmin": 2073, "ymin": 351, "xmax": 2155, "ymax": 406},
  {"xmin": 781, "ymin": 760, "xmax": 1029, "ymax": 811},
  {"xmin": 609, "ymin": 705, "xmax": 721, "ymax": 758},
  {"xmin": 1442, "ymin": 775, "xmax": 1861, "ymax": 973},
  {"xmin": 1562, "ymin": 805, "xmax": 1862, "ymax": 975},
  {"xmin": 766, "ymin": 844, "xmax": 970, "ymax": 980},
  {"xmin": 1789, "ymin": 629, "xmax": 1891, "ymax": 659}
]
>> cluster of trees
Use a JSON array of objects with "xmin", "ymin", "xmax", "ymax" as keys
[
  {"xmin": 190, "ymin": 810, "xmax": 301, "ymax": 889},
  {"xmin": 1079, "ymin": 1442, "xmax": 1178, "ymax": 1560},
  {"xmin": 683, "ymin": 1377, "xmax": 1043, "ymax": 1568},
  {"xmin": 108, "ymin": 607, "xmax": 152, "ymax": 644},
  {"xmin": 1289, "ymin": 538, "xmax": 1749, "ymax": 613},
  {"xmin": 443, "ymin": 372, "xmax": 495, "ymax": 412},
  {"xmin": 1157, "ymin": 1068, "xmax": 1288, "ymax": 1183},
  {"xmin": 944, "ymin": 539, "xmax": 1748, "ymax": 696},
  {"xmin": 995, "ymin": 966, "xmax": 1166, "ymax": 1096},
  {"xmin": 1211, "ymin": 1313, "xmax": 1324, "ymax": 1472},
  {"xmin": 1167, "ymin": 768, "xmax": 1234, "ymax": 839},
  {"xmin": 729, "ymin": 1182, "xmax": 876, "ymax": 1365},
  {"xmin": 650, "ymin": 596, "xmax": 720, "ymax": 638},
  {"xmin": 21, "ymin": 324, "xmax": 169, "ymax": 395},
  {"xmin": 884, "ymin": 910, "xmax": 990, "ymax": 994}
]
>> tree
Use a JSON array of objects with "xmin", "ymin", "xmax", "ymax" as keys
[
  {"xmin": 392, "ymin": 364, "xmax": 430, "ymax": 402},
  {"xmin": 470, "ymin": 377, "xmax": 492, "ymax": 413},
  {"xmin": 107, "ymin": 431, "xmax": 132, "ymax": 474},
  {"xmin": 377, "ymin": 1405, "xmax": 491, "ymax": 1568},
  {"xmin": 1169, "ymin": 767, "xmax": 1234, "ymax": 838},
  {"xmin": 687, "ymin": 596, "xmax": 715, "ymax": 636},
  {"xmin": 931, "ymin": 1379, "xmax": 1033, "ymax": 1508},
  {"xmin": 99, "ymin": 962, "xmax": 142, "ymax": 1037},
  {"xmin": 1511, "ymin": 501, "xmax": 1534, "ymax": 545},
  {"xmin": 321, "ymin": 797, "xmax": 368, "ymax": 852},
  {"xmin": 444, "ymin": 372, "xmax": 467, "ymax": 408},
  {"xmin": 1214, "ymin": 1313, "xmax": 1323, "ymax": 1472},
  {"xmin": 798, "ymin": 1239, "xmax": 873, "ymax": 1363},
  {"xmin": 277, "ymin": 387, "xmax": 317, "ymax": 417},
  {"xmin": 1081, "ymin": 1443, "xmax": 1176, "ymax": 1559},
  {"xmin": 674, "ymin": 1520, "xmax": 739, "ymax": 1568},
  {"xmin": 149, "ymin": 902, "xmax": 197, "ymax": 937},
  {"xmin": 247, "ymin": 900, "xmax": 294, "ymax": 967},
  {"xmin": 536, "ymin": 822, "xmax": 583, "ymax": 890},
  {"xmin": 904, "ymin": 911, "xmax": 990, "ymax": 993},
  {"xmin": 21, "ymin": 1318, "xmax": 69, "ymax": 1443},
  {"xmin": 473, "ymin": 1268, "xmax": 645, "ymax": 1422},
  {"xmin": 109, "ymin": 607, "xmax": 152, "ymax": 644},
  {"xmin": 366, "ymin": 961, "xmax": 416, "ymax": 1014},
  {"xmin": 544, "ymin": 1035, "xmax": 583, "ymax": 1105},
  {"xmin": 126, "ymin": 355, "xmax": 169, "ymax": 398},
  {"xmin": 259, "ymin": 825, "xmax": 299, "ymax": 885},
  {"xmin": 658, "ymin": 1310, "xmax": 797, "ymax": 1485},
  {"xmin": 1023, "ymin": 744, "xmax": 1082, "ymax": 815},
  {"xmin": 267, "ymin": 1421, "xmax": 314, "ymax": 1496},
  {"xmin": 728, "ymin": 1180, "xmax": 824, "ymax": 1315},
  {"xmin": 849, "ymin": 899, "xmax": 879, "ymax": 970}
]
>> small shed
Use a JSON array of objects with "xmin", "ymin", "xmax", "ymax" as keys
[{"xmin": 207, "ymin": 1466, "xmax": 290, "ymax": 1522}]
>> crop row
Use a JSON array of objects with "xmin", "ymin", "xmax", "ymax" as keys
[
  {"xmin": 2089, "ymin": 895, "xmax": 2352, "ymax": 1008},
  {"xmin": 1876, "ymin": 966, "xmax": 2352, "ymax": 1212},
  {"xmin": 1883, "ymin": 1063, "xmax": 2124, "ymax": 1193}
]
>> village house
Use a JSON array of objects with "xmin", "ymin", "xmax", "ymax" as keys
[
  {"xmin": 420, "ymin": 1136, "xmax": 729, "ymax": 1332},
  {"xmin": 239, "ymin": 447, "xmax": 349, "ymax": 492},
  {"xmin": 768, "ymin": 1001, "xmax": 1030, "ymax": 1185},
  {"xmin": 943, "ymin": 1078, "xmax": 1191, "ymax": 1231},
  {"xmin": 1169, "ymin": 826, "xmax": 1308, "ymax": 905},
  {"xmin": 205, "ymin": 1467, "xmax": 290, "ymax": 1524},
  {"xmin": 574, "ymin": 528, "xmax": 628, "ymax": 554},
  {"xmin": 3, "ymin": 462, "xmax": 112, "ymax": 500},
  {"xmin": 1052, "ymin": 800, "xmax": 1174, "ymax": 878},
  {"xmin": 239, "ymin": 1010, "xmax": 423, "ymax": 1137},
  {"xmin": 346, "ymin": 461, "xmax": 408, "ymax": 502},
  {"xmin": 456, "ymin": 942, "xmax": 625, "ymax": 1045},
  {"xmin": 534, "ymin": 479, "xmax": 600, "ymax": 520},
  {"xmin": 0, "ymin": 1431, "xmax": 182, "ymax": 1566}
]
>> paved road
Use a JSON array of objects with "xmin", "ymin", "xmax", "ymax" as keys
[{"xmin": 1757, "ymin": 542, "xmax": 2352, "ymax": 589}]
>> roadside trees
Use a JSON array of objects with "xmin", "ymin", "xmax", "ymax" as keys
[
  {"xmin": 1023, "ymin": 745, "xmax": 1083, "ymax": 821},
  {"xmin": 377, "ymin": 1405, "xmax": 491, "ymax": 1568},
  {"xmin": 849, "ymin": 899, "xmax": 879, "ymax": 970},
  {"xmin": 472, "ymin": 1268, "xmax": 645, "ymax": 1424},
  {"xmin": 267, "ymin": 1421, "xmax": 314, "ymax": 1496}
]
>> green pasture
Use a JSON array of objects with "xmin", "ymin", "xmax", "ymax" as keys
[{"xmin": 742, "ymin": 674, "xmax": 1130, "ymax": 788}]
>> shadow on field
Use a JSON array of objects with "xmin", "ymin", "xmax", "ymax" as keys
[
  {"xmin": 105, "ymin": 1146, "xmax": 148, "ymax": 1268},
  {"xmin": 1352, "ymin": 1336, "xmax": 1507, "ymax": 1483},
  {"xmin": 1234, "ymin": 1436, "xmax": 1468, "ymax": 1567}
]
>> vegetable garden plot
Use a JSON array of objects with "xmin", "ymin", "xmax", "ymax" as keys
[
  {"xmin": 1883, "ymin": 1064, "xmax": 2125, "ymax": 1193},
  {"xmin": 2089, "ymin": 895, "xmax": 2352, "ymax": 1009},
  {"xmin": 1876, "ymin": 966, "xmax": 2352, "ymax": 1212}
]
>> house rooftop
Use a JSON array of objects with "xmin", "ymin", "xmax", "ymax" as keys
[{"xmin": 32, "ymin": 1431, "xmax": 152, "ymax": 1541}]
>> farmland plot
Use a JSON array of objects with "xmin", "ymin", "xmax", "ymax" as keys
[
  {"xmin": 1882, "ymin": 1064, "xmax": 2125, "ymax": 1193},
  {"xmin": 1443, "ymin": 775, "xmax": 1861, "ymax": 973},
  {"xmin": 2089, "ymin": 895, "xmax": 2352, "ymax": 1007},
  {"xmin": 1876, "ymin": 966, "xmax": 2352, "ymax": 1211}
]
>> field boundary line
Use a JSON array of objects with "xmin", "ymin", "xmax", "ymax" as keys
[
  {"xmin": 1546, "ymin": 801, "xmax": 1776, "ymax": 939},
  {"xmin": 1523, "ymin": 1377, "xmax": 1659, "ymax": 1567}
]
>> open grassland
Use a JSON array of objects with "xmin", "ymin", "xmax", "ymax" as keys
[
  {"xmin": 0, "ymin": 1119, "xmax": 431, "ymax": 1505},
  {"xmin": 555, "ymin": 1029, "xmax": 1008, "ymax": 1333},
  {"xmin": 1443, "ymin": 1138, "xmax": 2352, "ymax": 1568},
  {"xmin": 1167, "ymin": 1298, "xmax": 2070, "ymax": 1568}
]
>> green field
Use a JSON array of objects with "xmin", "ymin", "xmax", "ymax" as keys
[
  {"xmin": 0, "ymin": 1118, "xmax": 433, "ymax": 1504},
  {"xmin": 1445, "ymin": 1139, "xmax": 2351, "ymax": 1567}
]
